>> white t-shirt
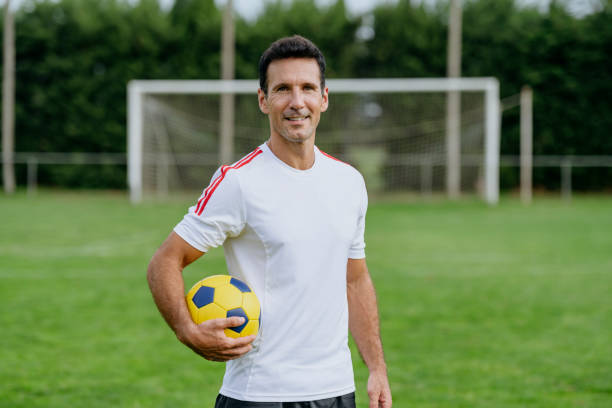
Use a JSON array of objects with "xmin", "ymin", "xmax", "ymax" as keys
[{"xmin": 174, "ymin": 142, "xmax": 368, "ymax": 402}]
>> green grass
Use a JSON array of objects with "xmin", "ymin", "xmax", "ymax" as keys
[{"xmin": 1, "ymin": 191, "xmax": 611, "ymax": 407}]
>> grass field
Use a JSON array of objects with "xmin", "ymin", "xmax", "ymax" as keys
[{"xmin": 1, "ymin": 191, "xmax": 611, "ymax": 407}]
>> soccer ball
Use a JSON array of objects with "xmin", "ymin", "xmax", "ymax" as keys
[{"xmin": 185, "ymin": 275, "xmax": 260, "ymax": 338}]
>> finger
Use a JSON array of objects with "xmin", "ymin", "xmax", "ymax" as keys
[
  {"xmin": 220, "ymin": 344, "xmax": 253, "ymax": 360},
  {"xmin": 227, "ymin": 334, "xmax": 256, "ymax": 347},
  {"xmin": 381, "ymin": 389, "xmax": 392, "ymax": 408},
  {"xmin": 218, "ymin": 335, "xmax": 255, "ymax": 351},
  {"xmin": 207, "ymin": 343, "xmax": 253, "ymax": 361},
  {"xmin": 368, "ymin": 391, "xmax": 379, "ymax": 408}
]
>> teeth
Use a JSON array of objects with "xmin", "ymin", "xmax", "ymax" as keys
[{"xmin": 286, "ymin": 116, "xmax": 307, "ymax": 121}]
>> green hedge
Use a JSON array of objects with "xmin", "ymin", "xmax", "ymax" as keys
[{"xmin": 3, "ymin": 0, "xmax": 611, "ymax": 190}]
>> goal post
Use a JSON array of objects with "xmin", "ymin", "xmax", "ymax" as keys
[
  {"xmin": 127, "ymin": 80, "xmax": 255, "ymax": 204},
  {"xmin": 127, "ymin": 77, "xmax": 500, "ymax": 204}
]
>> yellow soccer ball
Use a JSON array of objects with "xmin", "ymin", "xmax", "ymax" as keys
[{"xmin": 185, "ymin": 275, "xmax": 260, "ymax": 338}]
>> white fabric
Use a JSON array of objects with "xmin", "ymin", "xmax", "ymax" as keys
[{"xmin": 174, "ymin": 142, "xmax": 367, "ymax": 402}]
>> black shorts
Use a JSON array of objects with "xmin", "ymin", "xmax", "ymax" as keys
[{"xmin": 214, "ymin": 392, "xmax": 356, "ymax": 408}]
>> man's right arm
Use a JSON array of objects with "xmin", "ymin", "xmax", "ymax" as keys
[{"xmin": 146, "ymin": 231, "xmax": 255, "ymax": 362}]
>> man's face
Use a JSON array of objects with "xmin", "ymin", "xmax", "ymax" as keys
[{"xmin": 258, "ymin": 58, "xmax": 328, "ymax": 145}]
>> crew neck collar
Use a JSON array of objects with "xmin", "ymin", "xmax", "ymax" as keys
[{"xmin": 261, "ymin": 142, "xmax": 320, "ymax": 175}]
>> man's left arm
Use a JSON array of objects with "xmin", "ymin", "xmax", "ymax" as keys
[{"xmin": 347, "ymin": 257, "xmax": 392, "ymax": 408}]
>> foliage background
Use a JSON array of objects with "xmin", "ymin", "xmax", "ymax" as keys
[{"xmin": 2, "ymin": 0, "xmax": 611, "ymax": 190}]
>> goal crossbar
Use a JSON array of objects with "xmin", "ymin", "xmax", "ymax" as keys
[{"xmin": 128, "ymin": 77, "xmax": 500, "ymax": 203}]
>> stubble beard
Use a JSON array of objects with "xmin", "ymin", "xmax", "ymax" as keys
[{"xmin": 279, "ymin": 128, "xmax": 314, "ymax": 144}]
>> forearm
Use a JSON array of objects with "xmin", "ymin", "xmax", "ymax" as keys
[
  {"xmin": 147, "ymin": 252, "xmax": 194, "ymax": 337},
  {"xmin": 146, "ymin": 232, "xmax": 203, "ymax": 339},
  {"xmin": 347, "ymin": 264, "xmax": 387, "ymax": 373}
]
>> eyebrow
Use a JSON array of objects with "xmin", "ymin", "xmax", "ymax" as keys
[{"xmin": 271, "ymin": 81, "xmax": 319, "ymax": 91}]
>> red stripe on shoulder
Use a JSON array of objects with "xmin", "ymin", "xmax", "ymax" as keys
[
  {"xmin": 195, "ymin": 148, "xmax": 263, "ymax": 216},
  {"xmin": 194, "ymin": 149, "xmax": 261, "ymax": 214},
  {"xmin": 319, "ymin": 149, "xmax": 350, "ymax": 166}
]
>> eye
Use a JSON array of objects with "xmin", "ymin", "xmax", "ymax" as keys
[{"xmin": 275, "ymin": 85, "xmax": 289, "ymax": 92}]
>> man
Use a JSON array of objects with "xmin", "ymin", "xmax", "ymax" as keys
[{"xmin": 147, "ymin": 35, "xmax": 392, "ymax": 408}]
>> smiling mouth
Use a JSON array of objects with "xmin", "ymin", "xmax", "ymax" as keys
[{"xmin": 284, "ymin": 115, "xmax": 310, "ymax": 122}]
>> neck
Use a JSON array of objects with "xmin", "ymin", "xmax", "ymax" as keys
[{"xmin": 267, "ymin": 136, "xmax": 315, "ymax": 170}]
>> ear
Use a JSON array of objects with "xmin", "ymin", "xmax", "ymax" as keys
[
  {"xmin": 320, "ymin": 87, "xmax": 329, "ymax": 113},
  {"xmin": 258, "ymin": 88, "xmax": 269, "ymax": 114}
]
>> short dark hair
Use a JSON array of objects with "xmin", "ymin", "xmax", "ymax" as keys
[{"xmin": 258, "ymin": 35, "xmax": 326, "ymax": 96}]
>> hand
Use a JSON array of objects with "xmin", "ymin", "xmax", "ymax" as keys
[
  {"xmin": 176, "ymin": 317, "xmax": 256, "ymax": 362},
  {"xmin": 367, "ymin": 369, "xmax": 392, "ymax": 408}
]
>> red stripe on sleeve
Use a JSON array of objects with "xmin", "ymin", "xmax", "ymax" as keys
[
  {"xmin": 195, "ymin": 148, "xmax": 263, "ymax": 216},
  {"xmin": 194, "ymin": 149, "xmax": 262, "ymax": 214},
  {"xmin": 195, "ymin": 165, "xmax": 228, "ymax": 215}
]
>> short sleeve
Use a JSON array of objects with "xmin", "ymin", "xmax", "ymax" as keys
[
  {"xmin": 174, "ymin": 167, "xmax": 246, "ymax": 253},
  {"xmin": 348, "ymin": 176, "xmax": 368, "ymax": 259}
]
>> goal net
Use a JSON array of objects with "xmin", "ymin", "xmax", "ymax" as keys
[{"xmin": 128, "ymin": 78, "xmax": 499, "ymax": 203}]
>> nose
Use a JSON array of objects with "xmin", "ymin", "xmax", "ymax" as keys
[{"xmin": 289, "ymin": 88, "xmax": 305, "ymax": 110}]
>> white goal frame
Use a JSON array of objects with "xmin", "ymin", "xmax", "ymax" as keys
[{"xmin": 128, "ymin": 78, "xmax": 500, "ymax": 204}]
